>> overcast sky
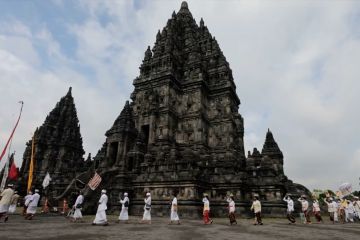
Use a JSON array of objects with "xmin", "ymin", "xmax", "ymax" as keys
[{"xmin": 0, "ymin": 0, "xmax": 359, "ymax": 192}]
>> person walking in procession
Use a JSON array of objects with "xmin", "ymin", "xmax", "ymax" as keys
[
  {"xmin": 353, "ymin": 197, "xmax": 360, "ymax": 221},
  {"xmin": 169, "ymin": 191, "xmax": 180, "ymax": 225},
  {"xmin": 283, "ymin": 194, "xmax": 296, "ymax": 224},
  {"xmin": 71, "ymin": 190, "xmax": 84, "ymax": 222},
  {"xmin": 324, "ymin": 198, "xmax": 337, "ymax": 224},
  {"xmin": 339, "ymin": 198, "xmax": 347, "ymax": 224},
  {"xmin": 8, "ymin": 190, "xmax": 20, "ymax": 214},
  {"xmin": 23, "ymin": 191, "xmax": 32, "ymax": 215},
  {"xmin": 312, "ymin": 199, "xmax": 323, "ymax": 223},
  {"xmin": 0, "ymin": 184, "xmax": 15, "ymax": 222},
  {"xmin": 202, "ymin": 193, "xmax": 213, "ymax": 224},
  {"xmin": 298, "ymin": 195, "xmax": 311, "ymax": 224},
  {"xmin": 118, "ymin": 192, "xmax": 129, "ymax": 223},
  {"xmin": 92, "ymin": 189, "xmax": 108, "ymax": 226},
  {"xmin": 251, "ymin": 196, "xmax": 263, "ymax": 225},
  {"xmin": 347, "ymin": 200, "xmax": 355, "ymax": 223},
  {"xmin": 226, "ymin": 193, "xmax": 237, "ymax": 225},
  {"xmin": 25, "ymin": 189, "xmax": 40, "ymax": 220},
  {"xmin": 141, "ymin": 192, "xmax": 151, "ymax": 224}
]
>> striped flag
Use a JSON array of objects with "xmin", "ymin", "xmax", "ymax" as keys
[{"xmin": 88, "ymin": 172, "xmax": 102, "ymax": 190}]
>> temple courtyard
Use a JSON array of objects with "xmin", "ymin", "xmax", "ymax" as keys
[{"xmin": 1, "ymin": 214, "xmax": 359, "ymax": 240}]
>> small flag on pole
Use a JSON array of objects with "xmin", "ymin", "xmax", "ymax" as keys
[
  {"xmin": 42, "ymin": 172, "xmax": 52, "ymax": 189},
  {"xmin": 8, "ymin": 160, "xmax": 19, "ymax": 180},
  {"xmin": 88, "ymin": 172, "xmax": 102, "ymax": 190}
]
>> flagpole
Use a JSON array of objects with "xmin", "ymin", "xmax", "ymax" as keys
[
  {"xmin": 0, "ymin": 139, "xmax": 14, "ymax": 191},
  {"xmin": 27, "ymin": 133, "xmax": 35, "ymax": 192},
  {"xmin": 0, "ymin": 101, "xmax": 23, "ymax": 163},
  {"xmin": 0, "ymin": 154, "xmax": 10, "ymax": 192}
]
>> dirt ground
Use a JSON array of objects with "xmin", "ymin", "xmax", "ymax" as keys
[{"xmin": 1, "ymin": 214, "xmax": 359, "ymax": 240}]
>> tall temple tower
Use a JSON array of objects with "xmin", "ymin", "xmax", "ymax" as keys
[
  {"xmin": 89, "ymin": 2, "xmax": 308, "ymax": 217},
  {"xmin": 19, "ymin": 87, "xmax": 86, "ymax": 197}
]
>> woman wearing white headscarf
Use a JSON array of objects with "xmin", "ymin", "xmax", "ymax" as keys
[
  {"xmin": 141, "ymin": 192, "xmax": 151, "ymax": 224},
  {"xmin": 92, "ymin": 189, "xmax": 108, "ymax": 226},
  {"xmin": 118, "ymin": 192, "xmax": 129, "ymax": 222}
]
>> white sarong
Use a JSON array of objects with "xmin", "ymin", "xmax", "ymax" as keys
[
  {"xmin": 93, "ymin": 210, "xmax": 107, "ymax": 224},
  {"xmin": 170, "ymin": 197, "xmax": 179, "ymax": 221},
  {"xmin": 26, "ymin": 206, "xmax": 37, "ymax": 214},
  {"xmin": 0, "ymin": 204, "xmax": 10, "ymax": 213},
  {"xmin": 119, "ymin": 207, "xmax": 128, "ymax": 220},
  {"xmin": 73, "ymin": 209, "xmax": 82, "ymax": 219},
  {"xmin": 8, "ymin": 204, "xmax": 16, "ymax": 213},
  {"xmin": 171, "ymin": 210, "xmax": 179, "ymax": 221},
  {"xmin": 142, "ymin": 208, "xmax": 151, "ymax": 221}
]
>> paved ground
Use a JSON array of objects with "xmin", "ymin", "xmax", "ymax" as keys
[{"xmin": 1, "ymin": 214, "xmax": 359, "ymax": 240}]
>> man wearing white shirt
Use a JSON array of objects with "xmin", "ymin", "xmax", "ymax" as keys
[
  {"xmin": 118, "ymin": 192, "xmax": 130, "ymax": 223},
  {"xmin": 25, "ymin": 189, "xmax": 40, "ymax": 220},
  {"xmin": 353, "ymin": 197, "xmax": 360, "ymax": 220},
  {"xmin": 92, "ymin": 189, "xmax": 108, "ymax": 226},
  {"xmin": 141, "ymin": 192, "xmax": 152, "ymax": 224},
  {"xmin": 0, "ymin": 184, "xmax": 14, "ymax": 222},
  {"xmin": 251, "ymin": 196, "xmax": 263, "ymax": 225},
  {"xmin": 324, "ymin": 198, "xmax": 336, "ymax": 224},
  {"xmin": 23, "ymin": 191, "xmax": 32, "ymax": 215},
  {"xmin": 169, "ymin": 191, "xmax": 180, "ymax": 225},
  {"xmin": 283, "ymin": 194, "xmax": 296, "ymax": 224}
]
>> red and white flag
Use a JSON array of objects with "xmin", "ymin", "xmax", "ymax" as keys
[{"xmin": 88, "ymin": 172, "xmax": 102, "ymax": 190}]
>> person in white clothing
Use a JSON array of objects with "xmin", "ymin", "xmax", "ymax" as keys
[
  {"xmin": 251, "ymin": 196, "xmax": 262, "ymax": 225},
  {"xmin": 141, "ymin": 192, "xmax": 151, "ymax": 224},
  {"xmin": 353, "ymin": 197, "xmax": 360, "ymax": 220},
  {"xmin": 25, "ymin": 189, "xmax": 40, "ymax": 220},
  {"xmin": 23, "ymin": 191, "xmax": 32, "ymax": 215},
  {"xmin": 298, "ymin": 195, "xmax": 311, "ymax": 224},
  {"xmin": 8, "ymin": 190, "xmax": 20, "ymax": 214},
  {"xmin": 226, "ymin": 193, "xmax": 237, "ymax": 225},
  {"xmin": 202, "ymin": 193, "xmax": 212, "ymax": 224},
  {"xmin": 283, "ymin": 194, "xmax": 296, "ymax": 224},
  {"xmin": 169, "ymin": 191, "xmax": 180, "ymax": 225},
  {"xmin": 71, "ymin": 191, "xmax": 84, "ymax": 222},
  {"xmin": 118, "ymin": 192, "xmax": 129, "ymax": 223},
  {"xmin": 92, "ymin": 189, "xmax": 108, "ymax": 226},
  {"xmin": 0, "ymin": 184, "xmax": 15, "ymax": 222},
  {"xmin": 324, "ymin": 198, "xmax": 336, "ymax": 224},
  {"xmin": 312, "ymin": 199, "xmax": 323, "ymax": 223},
  {"xmin": 347, "ymin": 200, "xmax": 355, "ymax": 222},
  {"xmin": 334, "ymin": 199, "xmax": 339, "ymax": 222}
]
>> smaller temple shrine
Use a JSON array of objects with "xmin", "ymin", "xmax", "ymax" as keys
[{"xmin": 18, "ymin": 87, "xmax": 89, "ymax": 199}]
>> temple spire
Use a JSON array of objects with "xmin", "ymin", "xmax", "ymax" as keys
[
  {"xmin": 261, "ymin": 129, "xmax": 283, "ymax": 159},
  {"xmin": 200, "ymin": 18, "xmax": 204, "ymax": 28},
  {"xmin": 66, "ymin": 86, "xmax": 72, "ymax": 96}
]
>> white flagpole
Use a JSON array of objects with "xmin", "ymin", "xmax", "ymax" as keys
[{"xmin": 0, "ymin": 157, "xmax": 10, "ymax": 191}]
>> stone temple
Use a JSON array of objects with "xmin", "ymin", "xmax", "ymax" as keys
[
  {"xmin": 18, "ymin": 88, "xmax": 90, "ymax": 198},
  {"xmin": 19, "ymin": 2, "xmax": 309, "ymax": 216}
]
